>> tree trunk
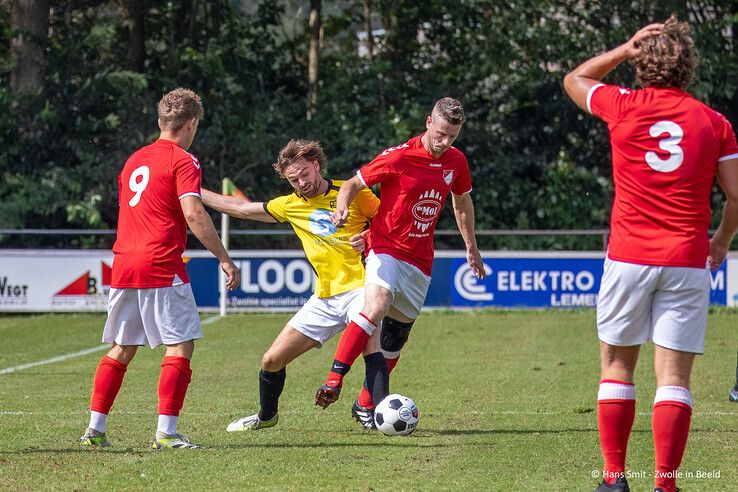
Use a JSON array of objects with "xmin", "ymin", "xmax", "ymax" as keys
[
  {"xmin": 363, "ymin": 0, "xmax": 374, "ymax": 62},
  {"xmin": 10, "ymin": 0, "xmax": 50, "ymax": 95},
  {"xmin": 306, "ymin": 0, "xmax": 321, "ymax": 120},
  {"xmin": 122, "ymin": 0, "xmax": 146, "ymax": 72}
]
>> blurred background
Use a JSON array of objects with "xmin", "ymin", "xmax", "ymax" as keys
[{"xmin": 1, "ymin": 1, "xmax": 736, "ymax": 250}]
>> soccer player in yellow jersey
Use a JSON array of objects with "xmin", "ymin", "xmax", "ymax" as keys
[{"xmin": 201, "ymin": 139, "xmax": 379, "ymax": 431}]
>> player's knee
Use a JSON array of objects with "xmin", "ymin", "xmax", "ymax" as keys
[
  {"xmin": 261, "ymin": 351, "xmax": 286, "ymax": 372},
  {"xmin": 380, "ymin": 317, "xmax": 413, "ymax": 357}
]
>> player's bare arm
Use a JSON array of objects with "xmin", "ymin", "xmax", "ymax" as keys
[
  {"xmin": 330, "ymin": 175, "xmax": 365, "ymax": 227},
  {"xmin": 564, "ymin": 23, "xmax": 663, "ymax": 111},
  {"xmin": 710, "ymin": 158, "xmax": 738, "ymax": 269},
  {"xmin": 201, "ymin": 188, "xmax": 276, "ymax": 223},
  {"xmin": 180, "ymin": 195, "xmax": 240, "ymax": 290},
  {"xmin": 452, "ymin": 192, "xmax": 486, "ymax": 279}
]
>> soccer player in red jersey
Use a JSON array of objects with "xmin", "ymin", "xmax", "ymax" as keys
[
  {"xmin": 314, "ymin": 97, "xmax": 486, "ymax": 429},
  {"xmin": 564, "ymin": 17, "xmax": 738, "ymax": 492},
  {"xmin": 80, "ymin": 88, "xmax": 240, "ymax": 450}
]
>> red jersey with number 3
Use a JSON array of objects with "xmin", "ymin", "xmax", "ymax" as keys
[
  {"xmin": 112, "ymin": 139, "xmax": 202, "ymax": 288},
  {"xmin": 358, "ymin": 134, "xmax": 472, "ymax": 275},
  {"xmin": 588, "ymin": 84, "xmax": 738, "ymax": 268}
]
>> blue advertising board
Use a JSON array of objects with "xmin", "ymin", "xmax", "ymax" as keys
[{"xmin": 186, "ymin": 252, "xmax": 727, "ymax": 310}]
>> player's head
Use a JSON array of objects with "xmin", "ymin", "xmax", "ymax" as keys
[
  {"xmin": 273, "ymin": 139, "xmax": 328, "ymax": 197},
  {"xmin": 425, "ymin": 97, "xmax": 465, "ymax": 157},
  {"xmin": 633, "ymin": 15, "xmax": 695, "ymax": 89},
  {"xmin": 157, "ymin": 88, "xmax": 205, "ymax": 150}
]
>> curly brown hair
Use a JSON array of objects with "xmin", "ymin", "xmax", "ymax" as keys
[
  {"xmin": 273, "ymin": 139, "xmax": 327, "ymax": 178},
  {"xmin": 157, "ymin": 88, "xmax": 204, "ymax": 131},
  {"xmin": 632, "ymin": 15, "xmax": 696, "ymax": 89}
]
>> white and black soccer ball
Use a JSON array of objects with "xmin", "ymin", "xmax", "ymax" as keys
[{"xmin": 373, "ymin": 394, "xmax": 419, "ymax": 436}]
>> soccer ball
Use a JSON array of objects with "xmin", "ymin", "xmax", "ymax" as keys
[{"xmin": 373, "ymin": 394, "xmax": 419, "ymax": 436}]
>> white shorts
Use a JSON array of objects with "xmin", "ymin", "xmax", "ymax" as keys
[
  {"xmin": 102, "ymin": 284, "xmax": 203, "ymax": 348},
  {"xmin": 596, "ymin": 258, "xmax": 710, "ymax": 354},
  {"xmin": 364, "ymin": 251, "xmax": 431, "ymax": 319},
  {"xmin": 287, "ymin": 288, "xmax": 364, "ymax": 346}
]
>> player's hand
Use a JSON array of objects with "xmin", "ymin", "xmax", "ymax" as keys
[
  {"xmin": 330, "ymin": 207, "xmax": 349, "ymax": 227},
  {"xmin": 349, "ymin": 230, "xmax": 370, "ymax": 252},
  {"xmin": 621, "ymin": 23, "xmax": 663, "ymax": 59},
  {"xmin": 221, "ymin": 260, "xmax": 240, "ymax": 290},
  {"xmin": 467, "ymin": 248, "xmax": 486, "ymax": 279},
  {"xmin": 708, "ymin": 237, "xmax": 728, "ymax": 271}
]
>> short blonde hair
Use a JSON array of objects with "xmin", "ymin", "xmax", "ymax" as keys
[
  {"xmin": 157, "ymin": 88, "xmax": 204, "ymax": 131},
  {"xmin": 432, "ymin": 97, "xmax": 466, "ymax": 125},
  {"xmin": 273, "ymin": 140, "xmax": 327, "ymax": 178}
]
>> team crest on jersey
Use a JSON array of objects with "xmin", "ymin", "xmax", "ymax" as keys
[
  {"xmin": 411, "ymin": 189, "xmax": 443, "ymax": 233},
  {"xmin": 443, "ymin": 170, "xmax": 454, "ymax": 185},
  {"xmin": 309, "ymin": 208, "xmax": 337, "ymax": 237}
]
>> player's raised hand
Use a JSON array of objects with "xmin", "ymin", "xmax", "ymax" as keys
[
  {"xmin": 349, "ymin": 230, "xmax": 370, "ymax": 252},
  {"xmin": 330, "ymin": 207, "xmax": 349, "ymax": 227},
  {"xmin": 221, "ymin": 260, "xmax": 241, "ymax": 290},
  {"xmin": 467, "ymin": 248, "xmax": 486, "ymax": 279},
  {"xmin": 622, "ymin": 23, "xmax": 663, "ymax": 59}
]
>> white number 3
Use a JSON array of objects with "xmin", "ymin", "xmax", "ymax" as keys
[
  {"xmin": 645, "ymin": 121, "xmax": 684, "ymax": 172},
  {"xmin": 128, "ymin": 165, "xmax": 150, "ymax": 207}
]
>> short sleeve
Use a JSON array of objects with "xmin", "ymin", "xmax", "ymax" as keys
[
  {"xmin": 354, "ymin": 188, "xmax": 380, "ymax": 219},
  {"xmin": 717, "ymin": 115, "xmax": 738, "ymax": 162},
  {"xmin": 175, "ymin": 153, "xmax": 202, "ymax": 199},
  {"xmin": 450, "ymin": 155, "xmax": 472, "ymax": 195},
  {"xmin": 357, "ymin": 146, "xmax": 404, "ymax": 188},
  {"xmin": 265, "ymin": 195, "xmax": 289, "ymax": 223},
  {"xmin": 588, "ymin": 83, "xmax": 636, "ymax": 124}
]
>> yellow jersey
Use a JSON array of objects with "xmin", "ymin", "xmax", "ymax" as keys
[{"xmin": 265, "ymin": 179, "xmax": 379, "ymax": 298}]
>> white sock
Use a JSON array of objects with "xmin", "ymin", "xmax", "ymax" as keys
[
  {"xmin": 157, "ymin": 415, "xmax": 178, "ymax": 436},
  {"xmin": 89, "ymin": 411, "xmax": 107, "ymax": 434}
]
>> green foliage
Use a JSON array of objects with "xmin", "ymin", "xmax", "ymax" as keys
[{"xmin": 1, "ymin": 0, "xmax": 736, "ymax": 249}]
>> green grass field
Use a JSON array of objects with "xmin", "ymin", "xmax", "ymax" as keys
[{"xmin": 0, "ymin": 310, "xmax": 736, "ymax": 491}]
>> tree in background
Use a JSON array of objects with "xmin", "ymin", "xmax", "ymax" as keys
[{"xmin": 0, "ymin": 0, "xmax": 735, "ymax": 251}]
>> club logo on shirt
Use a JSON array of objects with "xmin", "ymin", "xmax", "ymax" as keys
[
  {"xmin": 443, "ymin": 170, "xmax": 454, "ymax": 185},
  {"xmin": 309, "ymin": 208, "xmax": 337, "ymax": 237},
  {"xmin": 411, "ymin": 189, "xmax": 443, "ymax": 233}
]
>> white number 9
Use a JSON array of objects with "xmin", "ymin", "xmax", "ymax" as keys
[
  {"xmin": 645, "ymin": 121, "xmax": 684, "ymax": 172},
  {"xmin": 128, "ymin": 165, "xmax": 150, "ymax": 207}
]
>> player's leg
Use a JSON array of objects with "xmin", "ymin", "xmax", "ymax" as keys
[
  {"xmin": 228, "ymin": 325, "xmax": 319, "ymax": 432},
  {"xmin": 594, "ymin": 259, "xmax": 656, "ymax": 490},
  {"xmin": 597, "ymin": 343, "xmax": 640, "ymax": 490},
  {"xmin": 145, "ymin": 284, "xmax": 203, "ymax": 449},
  {"xmin": 652, "ymin": 346, "xmax": 695, "ymax": 492},
  {"xmin": 83, "ymin": 288, "xmax": 145, "ymax": 447},
  {"xmin": 650, "ymin": 265, "xmax": 708, "ymax": 492},
  {"xmin": 316, "ymin": 282, "xmax": 391, "ymax": 408}
]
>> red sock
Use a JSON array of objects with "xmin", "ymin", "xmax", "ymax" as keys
[
  {"xmin": 158, "ymin": 356, "xmax": 192, "ymax": 416},
  {"xmin": 90, "ymin": 355, "xmax": 128, "ymax": 414},
  {"xmin": 653, "ymin": 386, "xmax": 692, "ymax": 492},
  {"xmin": 597, "ymin": 380, "xmax": 636, "ymax": 484},
  {"xmin": 358, "ymin": 355, "xmax": 400, "ymax": 408},
  {"xmin": 324, "ymin": 314, "xmax": 375, "ymax": 386}
]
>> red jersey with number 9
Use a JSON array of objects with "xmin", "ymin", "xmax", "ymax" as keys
[
  {"xmin": 588, "ymin": 84, "xmax": 738, "ymax": 268},
  {"xmin": 112, "ymin": 138, "xmax": 202, "ymax": 288}
]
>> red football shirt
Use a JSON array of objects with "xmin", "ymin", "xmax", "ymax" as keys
[
  {"xmin": 111, "ymin": 139, "xmax": 202, "ymax": 288},
  {"xmin": 589, "ymin": 84, "xmax": 738, "ymax": 268},
  {"xmin": 358, "ymin": 134, "xmax": 472, "ymax": 275}
]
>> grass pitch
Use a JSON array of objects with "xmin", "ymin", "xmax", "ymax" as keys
[{"xmin": 0, "ymin": 310, "xmax": 736, "ymax": 491}]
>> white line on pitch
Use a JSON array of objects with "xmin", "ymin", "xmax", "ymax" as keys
[
  {"xmin": 0, "ymin": 316, "xmax": 223, "ymax": 376},
  {"xmin": 0, "ymin": 344, "xmax": 109, "ymax": 376}
]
